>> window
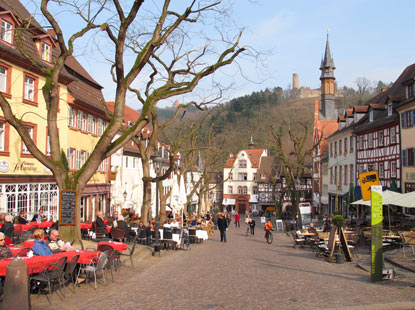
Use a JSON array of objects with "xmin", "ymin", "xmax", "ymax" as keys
[
  {"xmin": 368, "ymin": 133, "xmax": 373, "ymax": 148},
  {"xmin": 330, "ymin": 143, "xmax": 333, "ymax": 157},
  {"xmin": 253, "ymin": 173, "xmax": 257, "ymax": 181},
  {"xmin": 359, "ymin": 135, "xmax": 363, "ymax": 150},
  {"xmin": 253, "ymin": 186, "xmax": 258, "ymax": 195},
  {"xmin": 335, "ymin": 166, "xmax": 337, "ymax": 185},
  {"xmin": 228, "ymin": 173, "xmax": 233, "ymax": 180},
  {"xmin": 66, "ymin": 148, "xmax": 76, "ymax": 170},
  {"xmin": 243, "ymin": 186, "xmax": 248, "ymax": 194},
  {"xmin": 402, "ymin": 112, "xmax": 407, "ymax": 128},
  {"xmin": 261, "ymin": 173, "xmax": 266, "ymax": 180},
  {"xmin": 344, "ymin": 165, "xmax": 347, "ymax": 185},
  {"xmin": 76, "ymin": 150, "xmax": 86, "ymax": 169},
  {"xmin": 390, "ymin": 127, "xmax": 396, "ymax": 144},
  {"xmin": 330, "ymin": 167, "xmax": 333, "ymax": 184},
  {"xmin": 237, "ymin": 186, "xmax": 242, "ymax": 194},
  {"xmin": 379, "ymin": 131, "xmax": 384, "ymax": 146},
  {"xmin": 391, "ymin": 161, "xmax": 397, "ymax": 178},
  {"xmin": 350, "ymin": 164, "xmax": 353, "ymax": 184},
  {"xmin": 125, "ymin": 157, "xmax": 129, "ymax": 168},
  {"xmin": 24, "ymin": 75, "xmax": 36, "ymax": 102},
  {"xmin": 369, "ymin": 110, "xmax": 373, "ymax": 123},
  {"xmin": 88, "ymin": 115, "xmax": 96, "ymax": 134},
  {"xmin": 350, "ymin": 136, "xmax": 353, "ymax": 152},
  {"xmin": 0, "ymin": 20, "xmax": 12, "ymax": 44},
  {"xmin": 77, "ymin": 111, "xmax": 87, "ymax": 131},
  {"xmin": 408, "ymin": 84, "xmax": 415, "ymax": 98},
  {"xmin": 239, "ymin": 160, "xmax": 247, "ymax": 168},
  {"xmin": 41, "ymin": 42, "xmax": 51, "ymax": 62},
  {"xmin": 0, "ymin": 121, "xmax": 4, "ymax": 151},
  {"xmin": 338, "ymin": 139, "xmax": 342, "ymax": 155},
  {"xmin": 228, "ymin": 186, "xmax": 233, "ymax": 194},
  {"xmin": 344, "ymin": 137, "xmax": 347, "ymax": 154},
  {"xmin": 21, "ymin": 126, "xmax": 34, "ymax": 154},
  {"xmin": 238, "ymin": 173, "xmax": 247, "ymax": 181},
  {"xmin": 388, "ymin": 103, "xmax": 392, "ymax": 116},
  {"xmin": 379, "ymin": 163, "xmax": 384, "ymax": 178},
  {"xmin": 0, "ymin": 66, "xmax": 6, "ymax": 93},
  {"xmin": 334, "ymin": 141, "xmax": 337, "ymax": 157},
  {"xmin": 406, "ymin": 111, "xmax": 413, "ymax": 127},
  {"xmin": 68, "ymin": 107, "xmax": 77, "ymax": 128},
  {"xmin": 403, "ymin": 149, "xmax": 408, "ymax": 167},
  {"xmin": 97, "ymin": 119, "xmax": 104, "ymax": 136}
]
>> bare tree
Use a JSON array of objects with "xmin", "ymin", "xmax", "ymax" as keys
[
  {"xmin": 1, "ymin": 1, "xmax": 246, "ymax": 240},
  {"xmin": 354, "ymin": 77, "xmax": 371, "ymax": 96}
]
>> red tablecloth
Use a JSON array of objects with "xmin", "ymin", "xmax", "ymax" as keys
[
  {"xmin": 61, "ymin": 250, "xmax": 99, "ymax": 265},
  {"xmin": 10, "ymin": 247, "xmax": 22, "ymax": 256},
  {"xmin": 23, "ymin": 240, "xmax": 35, "ymax": 248},
  {"xmin": 14, "ymin": 224, "xmax": 33, "ymax": 232},
  {"xmin": 33, "ymin": 221, "xmax": 53, "ymax": 229},
  {"xmin": 80, "ymin": 223, "xmax": 92, "ymax": 230},
  {"xmin": 106, "ymin": 226, "xmax": 111, "ymax": 233},
  {"xmin": 97, "ymin": 241, "xmax": 127, "ymax": 252}
]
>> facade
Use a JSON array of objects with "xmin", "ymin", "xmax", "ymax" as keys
[
  {"xmin": 208, "ymin": 172, "xmax": 223, "ymax": 213},
  {"xmin": 326, "ymin": 109, "xmax": 356, "ymax": 217},
  {"xmin": 223, "ymin": 139, "xmax": 267, "ymax": 214},
  {"xmin": 0, "ymin": 1, "xmax": 110, "ymax": 221}
]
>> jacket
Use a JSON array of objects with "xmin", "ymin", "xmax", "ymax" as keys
[
  {"xmin": 32, "ymin": 240, "xmax": 53, "ymax": 256},
  {"xmin": 217, "ymin": 217, "xmax": 228, "ymax": 231},
  {"xmin": 0, "ymin": 222, "xmax": 14, "ymax": 234}
]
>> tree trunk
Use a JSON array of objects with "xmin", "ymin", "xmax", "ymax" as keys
[
  {"xmin": 141, "ymin": 161, "xmax": 152, "ymax": 224},
  {"xmin": 58, "ymin": 187, "xmax": 82, "ymax": 243}
]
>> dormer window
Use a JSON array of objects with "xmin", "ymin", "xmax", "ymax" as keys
[
  {"xmin": 0, "ymin": 20, "xmax": 12, "ymax": 44},
  {"xmin": 388, "ymin": 102, "xmax": 392, "ymax": 116},
  {"xmin": 408, "ymin": 84, "xmax": 415, "ymax": 99},
  {"xmin": 369, "ymin": 110, "xmax": 373, "ymax": 123},
  {"xmin": 41, "ymin": 42, "xmax": 51, "ymax": 62}
]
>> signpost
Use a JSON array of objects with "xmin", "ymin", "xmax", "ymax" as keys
[
  {"xmin": 59, "ymin": 190, "xmax": 77, "ymax": 226},
  {"xmin": 371, "ymin": 185, "xmax": 383, "ymax": 282},
  {"xmin": 359, "ymin": 171, "xmax": 379, "ymax": 201}
]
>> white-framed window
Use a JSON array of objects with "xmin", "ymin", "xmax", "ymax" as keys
[
  {"xmin": 0, "ymin": 20, "xmax": 12, "ymax": 44},
  {"xmin": 379, "ymin": 163, "xmax": 384, "ymax": 178},
  {"xmin": 228, "ymin": 186, "xmax": 233, "ymax": 194},
  {"xmin": 125, "ymin": 157, "xmax": 129, "ymax": 168},
  {"xmin": 46, "ymin": 134, "xmax": 51, "ymax": 156},
  {"xmin": 22, "ymin": 126, "xmax": 33, "ymax": 154},
  {"xmin": 391, "ymin": 161, "xmax": 397, "ymax": 178},
  {"xmin": 368, "ymin": 133, "xmax": 373, "ymax": 148},
  {"xmin": 237, "ymin": 186, "xmax": 242, "ymax": 194},
  {"xmin": 243, "ymin": 186, "xmax": 248, "ymax": 194},
  {"xmin": 408, "ymin": 84, "xmax": 415, "ymax": 98},
  {"xmin": 239, "ymin": 160, "xmax": 247, "ymax": 168},
  {"xmin": 344, "ymin": 165, "xmax": 347, "ymax": 185},
  {"xmin": 228, "ymin": 173, "xmax": 233, "ymax": 180},
  {"xmin": 77, "ymin": 111, "xmax": 86, "ymax": 131},
  {"xmin": 0, "ymin": 66, "xmax": 7, "ymax": 92},
  {"xmin": 369, "ymin": 110, "xmax": 373, "ymax": 123},
  {"xmin": 41, "ymin": 42, "xmax": 51, "ymax": 62},
  {"xmin": 388, "ymin": 103, "xmax": 392, "ymax": 116},
  {"xmin": 350, "ymin": 136, "xmax": 354, "ymax": 152},
  {"xmin": 0, "ymin": 121, "xmax": 4, "ymax": 151},
  {"xmin": 24, "ymin": 76, "xmax": 35, "ymax": 101},
  {"xmin": 68, "ymin": 107, "xmax": 77, "ymax": 127},
  {"xmin": 390, "ymin": 127, "xmax": 396, "ymax": 144},
  {"xmin": 88, "ymin": 115, "xmax": 96, "ymax": 134},
  {"xmin": 379, "ymin": 131, "xmax": 384, "ymax": 146},
  {"xmin": 66, "ymin": 148, "xmax": 76, "ymax": 170},
  {"xmin": 338, "ymin": 139, "xmax": 342, "ymax": 155},
  {"xmin": 344, "ymin": 137, "xmax": 347, "ymax": 154},
  {"xmin": 76, "ymin": 150, "xmax": 86, "ymax": 169},
  {"xmin": 97, "ymin": 119, "xmax": 104, "ymax": 136}
]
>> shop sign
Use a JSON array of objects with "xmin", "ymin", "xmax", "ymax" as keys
[
  {"xmin": 13, "ymin": 161, "xmax": 38, "ymax": 172},
  {"xmin": 0, "ymin": 160, "xmax": 10, "ymax": 173}
]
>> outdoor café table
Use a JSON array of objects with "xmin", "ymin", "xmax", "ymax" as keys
[
  {"xmin": 158, "ymin": 229, "xmax": 181, "ymax": 245},
  {"xmin": 0, "ymin": 254, "xmax": 61, "ymax": 276},
  {"xmin": 14, "ymin": 224, "xmax": 33, "ymax": 232},
  {"xmin": 97, "ymin": 241, "xmax": 127, "ymax": 252},
  {"xmin": 23, "ymin": 239, "xmax": 35, "ymax": 248},
  {"xmin": 34, "ymin": 221, "xmax": 53, "ymax": 229},
  {"xmin": 10, "ymin": 246, "xmax": 23, "ymax": 256},
  {"xmin": 80, "ymin": 223, "xmax": 92, "ymax": 230},
  {"xmin": 63, "ymin": 250, "xmax": 99, "ymax": 265},
  {"xmin": 196, "ymin": 229, "xmax": 208, "ymax": 240}
]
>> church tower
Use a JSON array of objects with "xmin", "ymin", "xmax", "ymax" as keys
[{"xmin": 319, "ymin": 34, "xmax": 337, "ymax": 120}]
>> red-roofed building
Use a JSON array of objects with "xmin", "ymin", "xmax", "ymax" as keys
[{"xmin": 223, "ymin": 138, "xmax": 267, "ymax": 214}]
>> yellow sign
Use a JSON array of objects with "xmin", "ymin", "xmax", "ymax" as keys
[
  {"xmin": 266, "ymin": 207, "xmax": 276, "ymax": 211},
  {"xmin": 359, "ymin": 171, "xmax": 379, "ymax": 201}
]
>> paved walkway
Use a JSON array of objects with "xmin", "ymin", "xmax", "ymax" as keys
[{"xmin": 31, "ymin": 221, "xmax": 415, "ymax": 310}]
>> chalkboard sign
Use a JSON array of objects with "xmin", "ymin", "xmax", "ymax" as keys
[{"xmin": 59, "ymin": 190, "xmax": 77, "ymax": 226}]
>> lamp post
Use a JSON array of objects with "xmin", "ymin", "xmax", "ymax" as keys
[{"xmin": 153, "ymin": 155, "xmax": 163, "ymax": 256}]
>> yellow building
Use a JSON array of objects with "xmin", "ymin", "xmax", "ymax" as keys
[{"xmin": 0, "ymin": 1, "xmax": 110, "ymax": 221}]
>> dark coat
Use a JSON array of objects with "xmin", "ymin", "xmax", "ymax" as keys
[
  {"xmin": 217, "ymin": 217, "xmax": 228, "ymax": 231},
  {"xmin": 95, "ymin": 217, "xmax": 108, "ymax": 235},
  {"xmin": 0, "ymin": 222, "xmax": 14, "ymax": 235},
  {"xmin": 116, "ymin": 220, "xmax": 129, "ymax": 238},
  {"xmin": 17, "ymin": 216, "xmax": 28, "ymax": 224}
]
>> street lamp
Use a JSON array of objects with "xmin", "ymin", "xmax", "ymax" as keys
[{"xmin": 153, "ymin": 155, "xmax": 163, "ymax": 256}]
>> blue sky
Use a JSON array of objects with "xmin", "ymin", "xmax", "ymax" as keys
[{"xmin": 24, "ymin": 0, "xmax": 415, "ymax": 107}]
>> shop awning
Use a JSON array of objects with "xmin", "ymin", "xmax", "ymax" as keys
[{"xmin": 222, "ymin": 198, "xmax": 235, "ymax": 205}]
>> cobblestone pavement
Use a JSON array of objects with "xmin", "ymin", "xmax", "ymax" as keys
[{"xmin": 31, "ymin": 221, "xmax": 415, "ymax": 310}]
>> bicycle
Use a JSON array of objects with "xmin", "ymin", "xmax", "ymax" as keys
[{"xmin": 265, "ymin": 228, "xmax": 274, "ymax": 244}]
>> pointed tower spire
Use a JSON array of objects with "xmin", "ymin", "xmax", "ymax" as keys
[
  {"xmin": 319, "ymin": 32, "xmax": 337, "ymax": 120},
  {"xmin": 248, "ymin": 136, "xmax": 255, "ymax": 149},
  {"xmin": 320, "ymin": 32, "xmax": 336, "ymax": 79}
]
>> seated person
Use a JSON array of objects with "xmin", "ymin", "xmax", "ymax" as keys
[
  {"xmin": 113, "ymin": 215, "xmax": 129, "ymax": 238},
  {"xmin": 47, "ymin": 229, "xmax": 72, "ymax": 253},
  {"xmin": 0, "ymin": 232, "xmax": 13, "ymax": 260},
  {"xmin": 17, "ymin": 211, "xmax": 28, "ymax": 224},
  {"xmin": 0, "ymin": 215, "xmax": 14, "ymax": 234},
  {"xmin": 31, "ymin": 209, "xmax": 45, "ymax": 223},
  {"xmin": 96, "ymin": 211, "xmax": 109, "ymax": 236},
  {"xmin": 0, "ymin": 213, "xmax": 5, "ymax": 224},
  {"xmin": 32, "ymin": 229, "xmax": 52, "ymax": 256}
]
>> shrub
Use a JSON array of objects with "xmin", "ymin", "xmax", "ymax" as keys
[{"xmin": 332, "ymin": 215, "xmax": 345, "ymax": 227}]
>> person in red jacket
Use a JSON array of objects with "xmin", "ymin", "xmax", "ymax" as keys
[{"xmin": 234, "ymin": 212, "xmax": 240, "ymax": 228}]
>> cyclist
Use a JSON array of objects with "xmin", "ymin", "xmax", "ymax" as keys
[{"xmin": 264, "ymin": 218, "xmax": 273, "ymax": 241}]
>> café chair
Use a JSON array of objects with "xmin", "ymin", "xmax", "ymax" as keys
[
  {"xmin": 15, "ymin": 247, "xmax": 31, "ymax": 257},
  {"xmin": 110, "ymin": 227, "xmax": 125, "ymax": 242},
  {"xmin": 136, "ymin": 229, "xmax": 147, "ymax": 245},
  {"xmin": 76, "ymin": 251, "xmax": 108, "ymax": 290},
  {"xmin": 4, "ymin": 226, "xmax": 14, "ymax": 239},
  {"xmin": 400, "ymin": 232, "xmax": 415, "ymax": 258},
  {"xmin": 118, "ymin": 239, "xmax": 137, "ymax": 269},
  {"xmin": 97, "ymin": 243, "xmax": 118, "ymax": 278},
  {"xmin": 162, "ymin": 229, "xmax": 176, "ymax": 250},
  {"xmin": 63, "ymin": 254, "xmax": 80, "ymax": 295},
  {"xmin": 12, "ymin": 225, "xmax": 23, "ymax": 244},
  {"xmin": 30, "ymin": 256, "xmax": 68, "ymax": 304}
]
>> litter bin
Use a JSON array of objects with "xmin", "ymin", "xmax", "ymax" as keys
[{"xmin": 335, "ymin": 253, "xmax": 344, "ymax": 264}]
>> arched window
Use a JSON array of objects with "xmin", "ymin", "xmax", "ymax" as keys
[{"xmin": 237, "ymin": 186, "xmax": 242, "ymax": 194}]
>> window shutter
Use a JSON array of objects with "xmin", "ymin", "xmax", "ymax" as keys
[
  {"xmin": 412, "ymin": 109, "xmax": 415, "ymax": 127},
  {"xmin": 403, "ymin": 149, "xmax": 408, "ymax": 167},
  {"xmin": 402, "ymin": 112, "xmax": 406, "ymax": 128}
]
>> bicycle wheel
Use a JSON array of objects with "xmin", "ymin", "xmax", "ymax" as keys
[{"xmin": 267, "ymin": 232, "xmax": 273, "ymax": 244}]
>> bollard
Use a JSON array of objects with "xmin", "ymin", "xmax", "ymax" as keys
[{"xmin": 3, "ymin": 259, "xmax": 30, "ymax": 310}]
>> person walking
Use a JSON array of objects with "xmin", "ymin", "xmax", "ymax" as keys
[
  {"xmin": 249, "ymin": 218, "xmax": 256, "ymax": 236},
  {"xmin": 217, "ymin": 213, "xmax": 228, "ymax": 242},
  {"xmin": 234, "ymin": 212, "xmax": 240, "ymax": 228}
]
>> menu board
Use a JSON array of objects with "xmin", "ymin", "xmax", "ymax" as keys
[{"xmin": 59, "ymin": 190, "xmax": 77, "ymax": 226}]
